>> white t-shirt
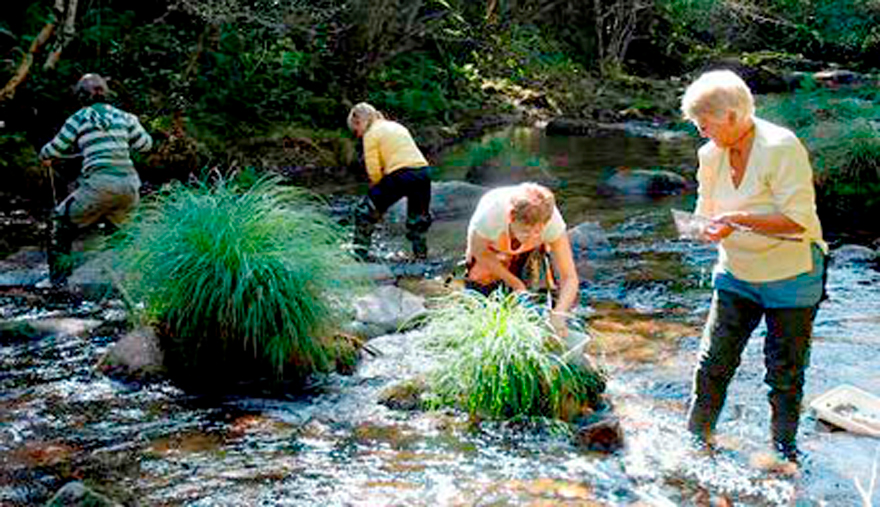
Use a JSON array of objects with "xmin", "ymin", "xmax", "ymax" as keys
[{"xmin": 467, "ymin": 186, "xmax": 566, "ymax": 258}]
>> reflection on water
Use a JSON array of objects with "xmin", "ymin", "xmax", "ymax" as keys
[{"xmin": 2, "ymin": 128, "xmax": 879, "ymax": 506}]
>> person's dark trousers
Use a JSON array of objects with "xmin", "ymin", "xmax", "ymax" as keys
[
  {"xmin": 353, "ymin": 166, "xmax": 432, "ymax": 260},
  {"xmin": 687, "ymin": 289, "xmax": 814, "ymax": 460}
]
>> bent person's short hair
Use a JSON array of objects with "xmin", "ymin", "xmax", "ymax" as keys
[
  {"xmin": 681, "ymin": 70, "xmax": 754, "ymax": 122},
  {"xmin": 75, "ymin": 73, "xmax": 109, "ymax": 105},
  {"xmin": 347, "ymin": 102, "xmax": 385, "ymax": 132},
  {"xmin": 510, "ymin": 183, "xmax": 555, "ymax": 226}
]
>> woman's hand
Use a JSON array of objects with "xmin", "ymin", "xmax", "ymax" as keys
[
  {"xmin": 549, "ymin": 310, "xmax": 568, "ymax": 338},
  {"xmin": 703, "ymin": 211, "xmax": 748, "ymax": 242}
]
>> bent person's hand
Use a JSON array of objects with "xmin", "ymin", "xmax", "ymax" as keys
[{"xmin": 549, "ymin": 311, "xmax": 568, "ymax": 338}]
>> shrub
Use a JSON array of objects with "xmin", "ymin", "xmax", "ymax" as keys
[
  {"xmin": 111, "ymin": 176, "xmax": 364, "ymax": 385},
  {"xmin": 421, "ymin": 290, "xmax": 606, "ymax": 422}
]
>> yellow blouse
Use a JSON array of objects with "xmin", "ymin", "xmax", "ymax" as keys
[
  {"xmin": 362, "ymin": 119, "xmax": 428, "ymax": 185},
  {"xmin": 694, "ymin": 117, "xmax": 826, "ymax": 282}
]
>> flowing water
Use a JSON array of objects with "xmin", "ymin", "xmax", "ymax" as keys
[{"xmin": 2, "ymin": 126, "xmax": 879, "ymax": 506}]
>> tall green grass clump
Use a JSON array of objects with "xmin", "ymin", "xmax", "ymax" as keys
[
  {"xmin": 422, "ymin": 291, "xmax": 606, "ymax": 422},
  {"xmin": 112, "ymin": 176, "xmax": 363, "ymax": 385}
]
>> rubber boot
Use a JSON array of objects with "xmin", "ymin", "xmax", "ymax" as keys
[
  {"xmin": 353, "ymin": 197, "xmax": 379, "ymax": 262},
  {"xmin": 47, "ymin": 214, "xmax": 77, "ymax": 288},
  {"xmin": 405, "ymin": 214, "xmax": 431, "ymax": 261}
]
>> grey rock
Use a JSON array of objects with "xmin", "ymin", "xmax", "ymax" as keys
[
  {"xmin": 568, "ymin": 221, "xmax": 613, "ymax": 260},
  {"xmin": 45, "ymin": 481, "xmax": 119, "ymax": 507},
  {"xmin": 387, "ymin": 181, "xmax": 488, "ymax": 224},
  {"xmin": 832, "ymin": 244, "xmax": 877, "ymax": 265},
  {"xmin": 603, "ymin": 168, "xmax": 689, "ymax": 197},
  {"xmin": 353, "ymin": 285, "xmax": 426, "ymax": 334},
  {"xmin": 813, "ymin": 69, "xmax": 862, "ymax": 87},
  {"xmin": 97, "ymin": 326, "xmax": 166, "ymax": 381}
]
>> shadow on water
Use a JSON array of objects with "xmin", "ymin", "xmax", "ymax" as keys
[{"xmin": 1, "ymin": 126, "xmax": 879, "ymax": 505}]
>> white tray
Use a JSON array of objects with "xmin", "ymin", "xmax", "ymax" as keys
[{"xmin": 809, "ymin": 385, "xmax": 880, "ymax": 438}]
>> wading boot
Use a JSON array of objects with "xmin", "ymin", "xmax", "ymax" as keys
[{"xmin": 47, "ymin": 215, "xmax": 76, "ymax": 288}]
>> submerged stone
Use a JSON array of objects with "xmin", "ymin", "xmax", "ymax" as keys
[
  {"xmin": 97, "ymin": 326, "xmax": 166, "ymax": 382},
  {"xmin": 45, "ymin": 481, "xmax": 119, "ymax": 507}
]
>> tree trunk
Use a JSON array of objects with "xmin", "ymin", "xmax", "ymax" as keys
[
  {"xmin": 0, "ymin": 22, "xmax": 56, "ymax": 103},
  {"xmin": 44, "ymin": 0, "xmax": 80, "ymax": 70}
]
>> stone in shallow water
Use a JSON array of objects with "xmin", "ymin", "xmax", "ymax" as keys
[
  {"xmin": 97, "ymin": 326, "xmax": 166, "ymax": 381},
  {"xmin": 574, "ymin": 413, "xmax": 625, "ymax": 453},
  {"xmin": 353, "ymin": 285, "xmax": 426, "ymax": 333},
  {"xmin": 45, "ymin": 481, "xmax": 119, "ymax": 507}
]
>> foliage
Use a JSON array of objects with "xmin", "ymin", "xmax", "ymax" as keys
[
  {"xmin": 111, "ymin": 175, "xmax": 364, "ymax": 384},
  {"xmin": 758, "ymin": 85, "xmax": 880, "ymax": 231},
  {"xmin": 421, "ymin": 290, "xmax": 606, "ymax": 422},
  {"xmin": 657, "ymin": 0, "xmax": 880, "ymax": 70}
]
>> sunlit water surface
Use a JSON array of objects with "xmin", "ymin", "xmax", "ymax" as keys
[{"xmin": 1, "ymin": 127, "xmax": 878, "ymax": 506}]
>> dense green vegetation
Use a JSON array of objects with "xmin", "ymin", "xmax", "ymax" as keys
[
  {"xmin": 422, "ymin": 291, "xmax": 606, "ymax": 422},
  {"xmin": 1, "ymin": 0, "xmax": 879, "ymax": 233},
  {"xmin": 110, "ymin": 176, "xmax": 364, "ymax": 386}
]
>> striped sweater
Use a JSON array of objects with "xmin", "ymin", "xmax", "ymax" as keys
[{"xmin": 40, "ymin": 103, "xmax": 153, "ymax": 178}]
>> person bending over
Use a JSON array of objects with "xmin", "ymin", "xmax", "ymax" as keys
[
  {"xmin": 465, "ymin": 183, "xmax": 579, "ymax": 337},
  {"xmin": 347, "ymin": 102, "xmax": 432, "ymax": 260},
  {"xmin": 40, "ymin": 73, "xmax": 153, "ymax": 287}
]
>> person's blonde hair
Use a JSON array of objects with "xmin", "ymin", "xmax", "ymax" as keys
[
  {"xmin": 681, "ymin": 70, "xmax": 755, "ymax": 123},
  {"xmin": 347, "ymin": 102, "xmax": 385, "ymax": 132},
  {"xmin": 510, "ymin": 183, "xmax": 555, "ymax": 226}
]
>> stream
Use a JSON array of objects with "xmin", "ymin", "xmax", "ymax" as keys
[{"xmin": 1, "ymin": 126, "xmax": 879, "ymax": 506}]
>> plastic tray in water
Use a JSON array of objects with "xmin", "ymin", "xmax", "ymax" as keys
[{"xmin": 809, "ymin": 384, "xmax": 880, "ymax": 438}]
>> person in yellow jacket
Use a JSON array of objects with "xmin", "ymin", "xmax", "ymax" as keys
[{"xmin": 347, "ymin": 102, "xmax": 433, "ymax": 260}]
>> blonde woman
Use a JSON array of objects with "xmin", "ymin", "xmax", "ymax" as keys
[
  {"xmin": 682, "ymin": 70, "xmax": 827, "ymax": 462},
  {"xmin": 347, "ymin": 102, "xmax": 432, "ymax": 260},
  {"xmin": 465, "ymin": 183, "xmax": 579, "ymax": 337}
]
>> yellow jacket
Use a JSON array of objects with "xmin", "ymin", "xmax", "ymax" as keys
[{"xmin": 363, "ymin": 119, "xmax": 428, "ymax": 185}]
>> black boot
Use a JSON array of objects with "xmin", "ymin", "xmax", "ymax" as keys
[
  {"xmin": 353, "ymin": 197, "xmax": 379, "ymax": 261},
  {"xmin": 405, "ymin": 213, "xmax": 431, "ymax": 261},
  {"xmin": 47, "ymin": 214, "xmax": 77, "ymax": 288}
]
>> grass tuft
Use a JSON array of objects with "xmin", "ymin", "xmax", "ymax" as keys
[
  {"xmin": 110, "ymin": 175, "xmax": 363, "ymax": 384},
  {"xmin": 421, "ymin": 290, "xmax": 606, "ymax": 421}
]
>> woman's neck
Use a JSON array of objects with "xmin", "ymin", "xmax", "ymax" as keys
[{"xmin": 729, "ymin": 119, "xmax": 755, "ymax": 154}]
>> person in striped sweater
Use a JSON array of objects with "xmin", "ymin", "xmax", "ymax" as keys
[{"xmin": 39, "ymin": 73, "xmax": 153, "ymax": 287}]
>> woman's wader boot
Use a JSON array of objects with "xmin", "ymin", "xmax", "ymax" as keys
[
  {"xmin": 687, "ymin": 290, "xmax": 813, "ymax": 462},
  {"xmin": 353, "ymin": 197, "xmax": 380, "ymax": 261},
  {"xmin": 47, "ymin": 212, "xmax": 77, "ymax": 288}
]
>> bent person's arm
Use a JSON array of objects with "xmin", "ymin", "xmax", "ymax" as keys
[
  {"xmin": 363, "ymin": 129, "xmax": 383, "ymax": 185},
  {"xmin": 469, "ymin": 232, "xmax": 526, "ymax": 292},
  {"xmin": 40, "ymin": 115, "xmax": 79, "ymax": 160},
  {"xmin": 129, "ymin": 114, "xmax": 153, "ymax": 153},
  {"xmin": 548, "ymin": 233, "xmax": 579, "ymax": 336}
]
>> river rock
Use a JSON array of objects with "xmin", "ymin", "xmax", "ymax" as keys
[
  {"xmin": 602, "ymin": 168, "xmax": 689, "ymax": 197},
  {"xmin": 353, "ymin": 285, "xmax": 426, "ymax": 335},
  {"xmin": 831, "ymin": 244, "xmax": 877, "ymax": 265},
  {"xmin": 573, "ymin": 413, "xmax": 625, "ymax": 453},
  {"xmin": 1, "ymin": 318, "xmax": 103, "ymax": 342},
  {"xmin": 813, "ymin": 69, "xmax": 862, "ymax": 87},
  {"xmin": 45, "ymin": 481, "xmax": 120, "ymax": 507},
  {"xmin": 378, "ymin": 377, "xmax": 428, "ymax": 411},
  {"xmin": 545, "ymin": 117, "xmax": 595, "ymax": 136},
  {"xmin": 387, "ymin": 181, "xmax": 488, "ymax": 224},
  {"xmin": 97, "ymin": 326, "xmax": 166, "ymax": 381},
  {"xmin": 569, "ymin": 221, "xmax": 613, "ymax": 259}
]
